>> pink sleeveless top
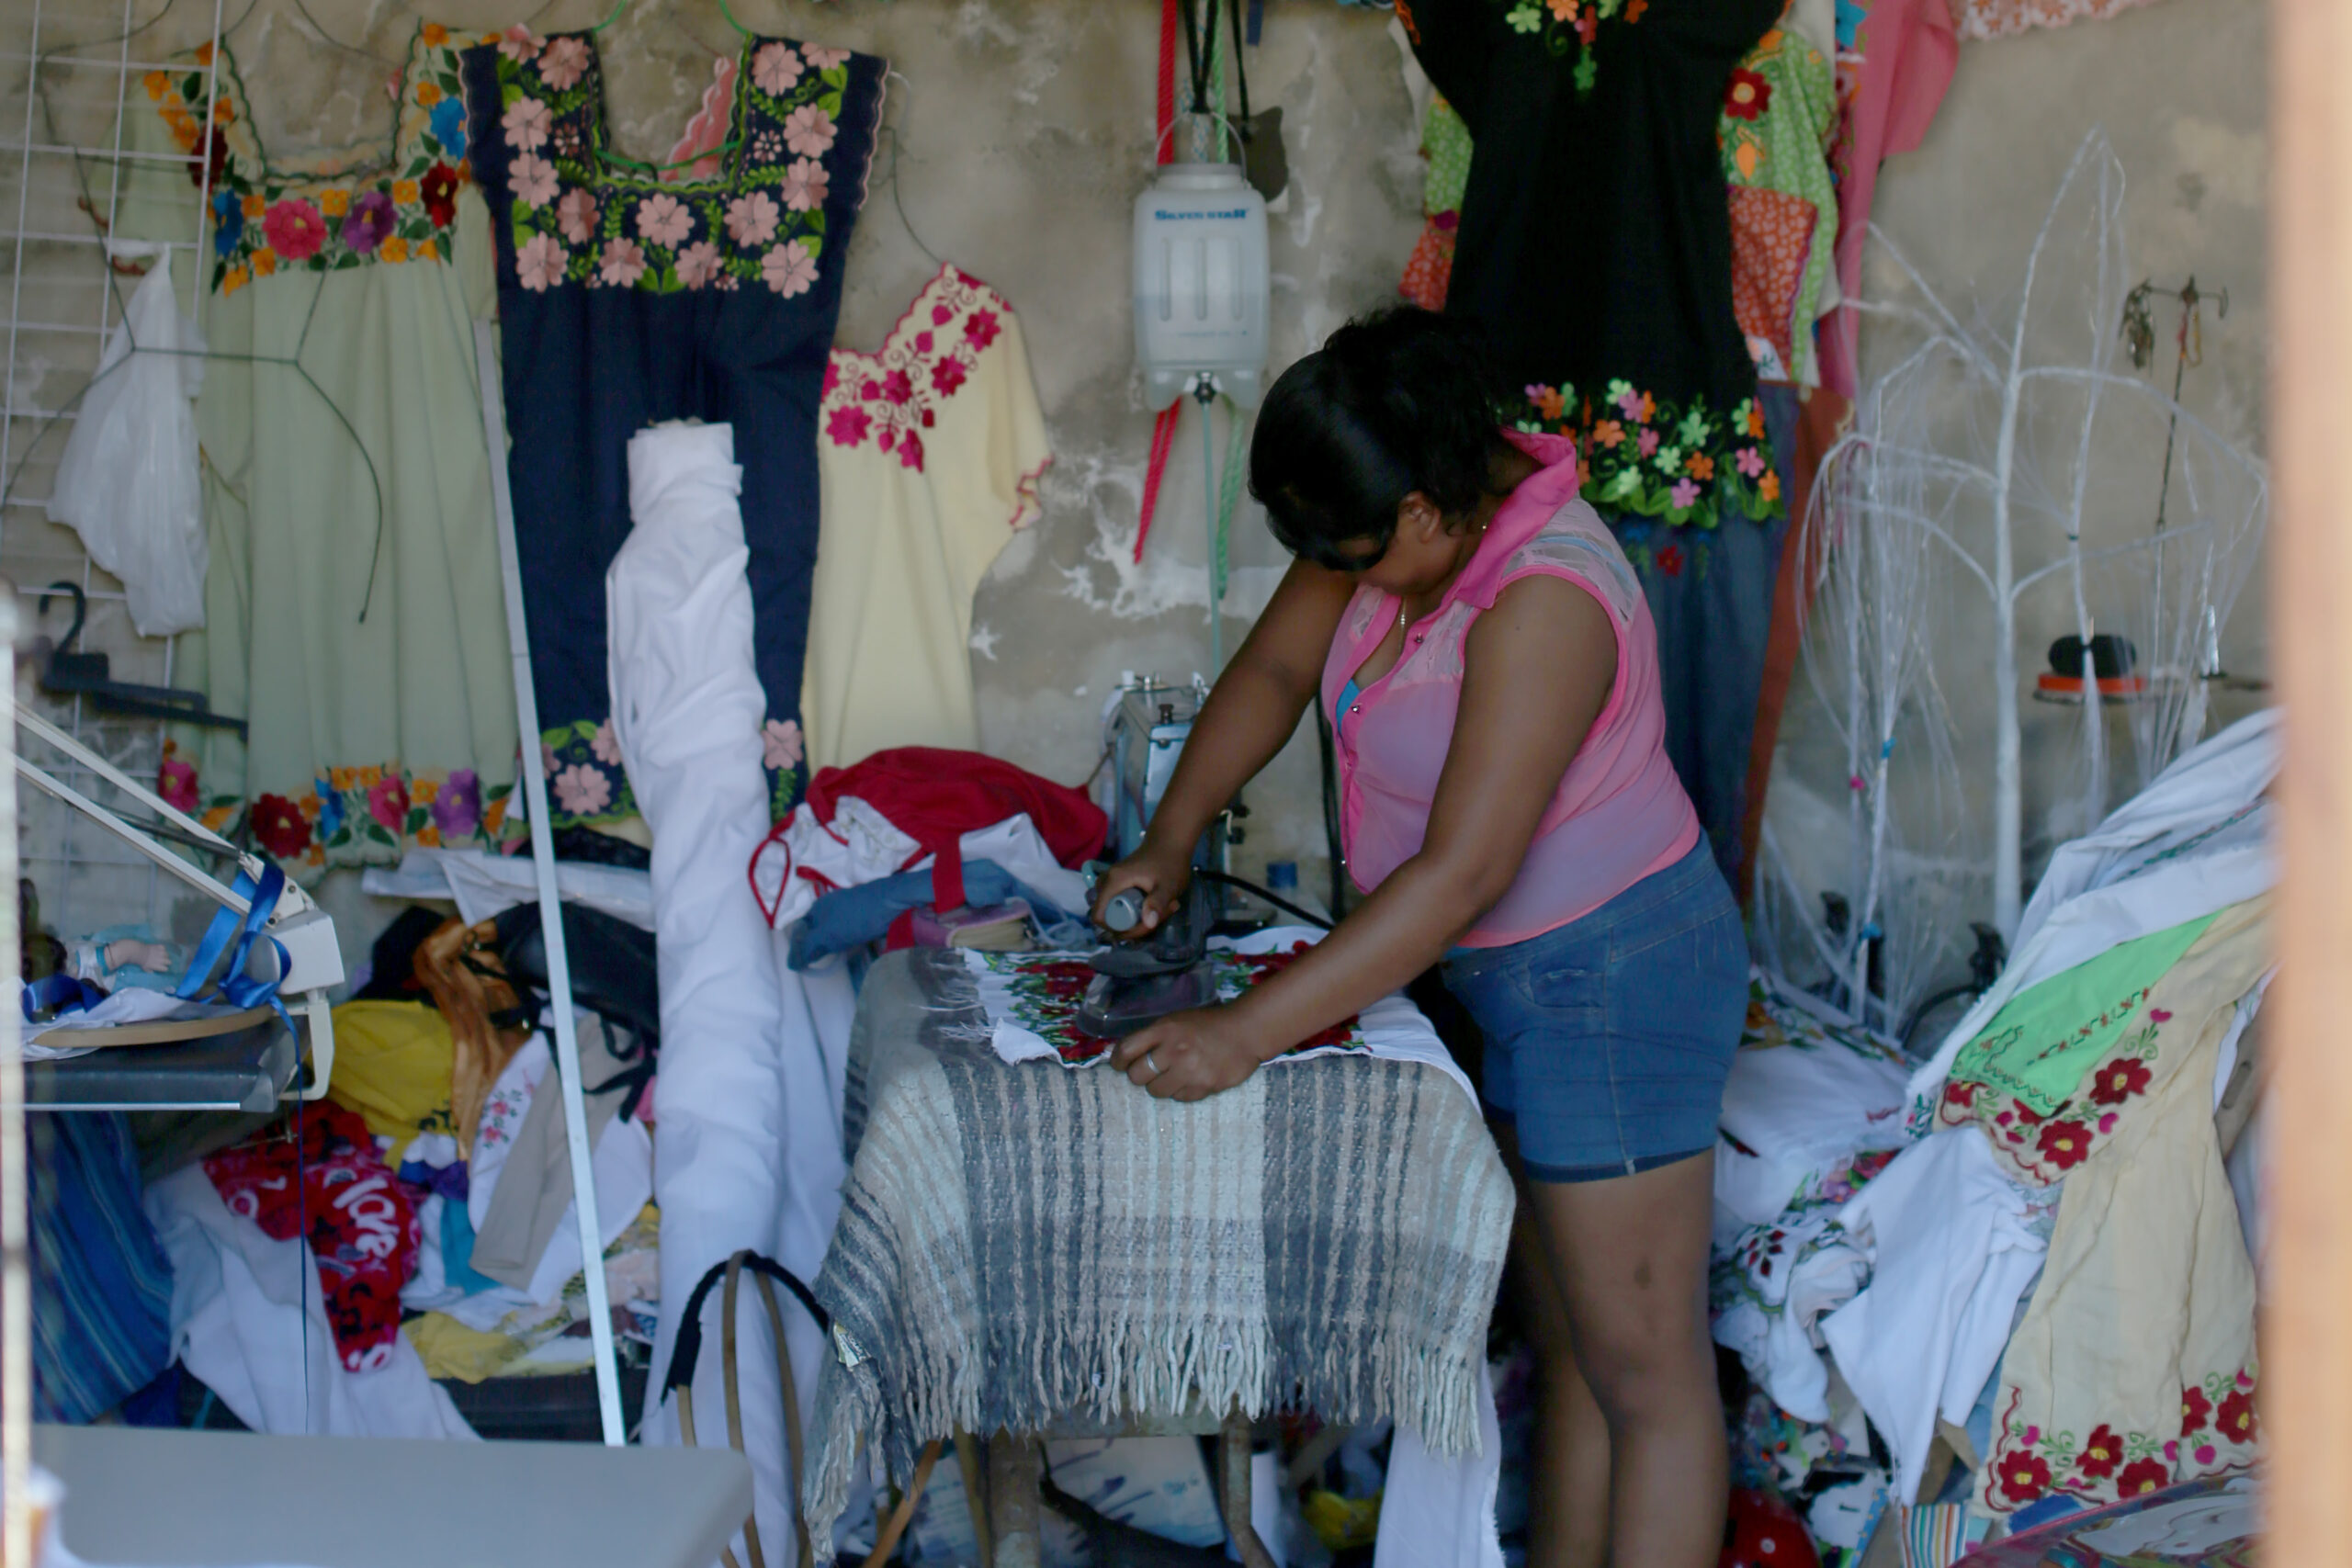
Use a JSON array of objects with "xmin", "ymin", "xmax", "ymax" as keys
[{"xmin": 1323, "ymin": 430, "xmax": 1701, "ymax": 948}]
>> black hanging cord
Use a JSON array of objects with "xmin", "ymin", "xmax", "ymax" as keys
[
  {"xmin": 1195, "ymin": 868, "xmax": 1331, "ymax": 931},
  {"xmin": 1315, "ymin": 694, "xmax": 1347, "ymax": 919}
]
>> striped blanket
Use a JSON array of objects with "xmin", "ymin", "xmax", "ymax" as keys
[{"xmin": 803, "ymin": 949, "xmax": 1514, "ymax": 1544}]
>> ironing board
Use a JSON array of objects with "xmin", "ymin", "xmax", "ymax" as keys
[{"xmin": 800, "ymin": 948, "xmax": 1513, "ymax": 1563}]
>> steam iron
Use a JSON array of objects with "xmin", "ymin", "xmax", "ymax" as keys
[{"xmin": 1078, "ymin": 863, "xmax": 1225, "ymax": 1039}]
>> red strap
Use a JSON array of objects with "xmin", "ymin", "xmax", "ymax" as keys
[
  {"xmin": 1134, "ymin": 406, "xmax": 1182, "ymax": 563},
  {"xmin": 930, "ymin": 852, "xmax": 967, "ymax": 916},
  {"xmin": 1157, "ymin": 0, "xmax": 1179, "ymax": 166},
  {"xmin": 1134, "ymin": 0, "xmax": 1184, "ymax": 564}
]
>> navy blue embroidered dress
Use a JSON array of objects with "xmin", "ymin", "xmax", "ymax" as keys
[{"xmin": 465, "ymin": 32, "xmax": 885, "ymax": 826}]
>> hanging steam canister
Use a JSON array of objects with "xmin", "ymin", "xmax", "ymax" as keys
[{"xmin": 1133, "ymin": 161, "xmax": 1270, "ymax": 411}]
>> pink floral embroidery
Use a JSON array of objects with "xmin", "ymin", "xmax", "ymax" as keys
[
  {"xmin": 511, "ymin": 152, "xmax": 559, "ymax": 209},
  {"xmin": 676, "ymin": 240, "xmax": 722, "ymax": 289},
  {"xmin": 598, "ymin": 237, "xmax": 647, "ymax": 288},
  {"xmin": 762, "ymin": 239, "xmax": 817, "ymax": 298},
  {"xmin": 1637, "ymin": 428, "xmax": 1661, "ymax": 458},
  {"xmin": 726, "ymin": 190, "xmax": 780, "ymax": 248},
  {"xmin": 762, "ymin": 718, "xmax": 804, "ymax": 771},
  {"xmin": 537, "ymin": 36, "xmax": 589, "ymax": 90},
  {"xmin": 556, "ymin": 187, "xmax": 599, "ymax": 244},
  {"xmin": 497, "ymin": 25, "xmax": 542, "ymax": 63},
  {"xmin": 752, "ymin": 41, "xmax": 803, "ymax": 96},
  {"xmin": 540, "ymin": 739, "xmax": 560, "ymax": 777},
  {"xmin": 502, "ymin": 96, "xmax": 551, "ymax": 153},
  {"xmin": 803, "ymin": 44, "xmax": 851, "ymax": 71},
  {"xmin": 781, "ymin": 157, "xmax": 829, "ymax": 214},
  {"xmin": 552, "ymin": 763, "xmax": 613, "ymax": 818},
  {"xmin": 1736, "ymin": 446, "xmax": 1767, "ymax": 479},
  {"xmin": 591, "ymin": 719, "xmax": 623, "ymax": 767},
  {"xmin": 783, "ymin": 104, "xmax": 836, "ymax": 158},
  {"xmin": 635, "ymin": 192, "xmax": 692, "ymax": 248},
  {"xmin": 517, "ymin": 233, "xmax": 568, "ymax": 291},
  {"xmin": 1668, "ymin": 478, "xmax": 1701, "ymax": 511},
  {"xmin": 820, "ymin": 267, "xmax": 1011, "ymax": 475}
]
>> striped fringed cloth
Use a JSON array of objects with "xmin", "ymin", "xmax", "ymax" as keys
[{"xmin": 802, "ymin": 949, "xmax": 1514, "ymax": 1545}]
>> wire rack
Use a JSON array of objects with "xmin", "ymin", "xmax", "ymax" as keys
[{"xmin": 2, "ymin": 0, "xmax": 229, "ymax": 946}]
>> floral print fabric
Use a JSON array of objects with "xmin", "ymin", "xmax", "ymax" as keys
[
  {"xmin": 1976, "ymin": 899, "xmax": 2271, "ymax": 1517},
  {"xmin": 145, "ymin": 28, "xmax": 475, "ymax": 296},
  {"xmin": 487, "ymin": 29, "xmax": 853, "ymax": 298},
  {"xmin": 165, "ymin": 742, "xmax": 514, "ymax": 871},
  {"xmin": 1718, "ymin": 25, "xmax": 1839, "ymax": 387},
  {"xmin": 1516, "ymin": 382, "xmax": 1780, "ymax": 529},
  {"xmin": 465, "ymin": 28, "xmax": 885, "ymax": 829},
  {"xmin": 968, "ymin": 940, "xmax": 1367, "ymax": 1068},
  {"xmin": 1398, "ymin": 96, "xmax": 1472, "ymax": 311}
]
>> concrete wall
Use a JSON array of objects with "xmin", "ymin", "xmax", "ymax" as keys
[
  {"xmin": 1764, "ymin": 0, "xmax": 2271, "ymax": 985},
  {"xmin": 4, "ymin": 0, "xmax": 2270, "ymax": 970}
]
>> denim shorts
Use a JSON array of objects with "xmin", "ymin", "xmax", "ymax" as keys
[{"xmin": 1442, "ymin": 840, "xmax": 1747, "ymax": 1183}]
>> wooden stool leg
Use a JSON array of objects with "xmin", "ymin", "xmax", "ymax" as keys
[
  {"xmin": 1220, "ymin": 1407, "xmax": 1277, "ymax": 1568},
  {"xmin": 986, "ymin": 1432, "xmax": 1043, "ymax": 1568},
  {"xmin": 955, "ymin": 1430, "xmax": 993, "ymax": 1568}
]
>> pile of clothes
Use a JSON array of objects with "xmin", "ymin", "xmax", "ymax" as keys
[
  {"xmin": 1714, "ymin": 710, "xmax": 2278, "ymax": 1565},
  {"xmin": 142, "ymin": 903, "xmax": 664, "ymax": 1438}
]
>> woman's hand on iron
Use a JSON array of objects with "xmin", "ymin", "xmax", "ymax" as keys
[
  {"xmin": 1091, "ymin": 844, "xmax": 1193, "ymax": 938},
  {"xmin": 1113, "ymin": 1004, "xmax": 1269, "ymax": 1101}
]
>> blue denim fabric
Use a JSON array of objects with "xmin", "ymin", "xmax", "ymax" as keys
[
  {"xmin": 786, "ymin": 860, "xmax": 1080, "ymax": 971},
  {"xmin": 1441, "ymin": 840, "xmax": 1747, "ymax": 1183},
  {"xmin": 1605, "ymin": 381, "xmax": 1801, "ymax": 887}
]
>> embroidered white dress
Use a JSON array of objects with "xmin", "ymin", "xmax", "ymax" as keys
[{"xmin": 803, "ymin": 265, "xmax": 1050, "ymax": 772}]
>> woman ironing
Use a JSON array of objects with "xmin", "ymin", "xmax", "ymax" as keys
[{"xmin": 1091, "ymin": 309, "xmax": 1747, "ymax": 1568}]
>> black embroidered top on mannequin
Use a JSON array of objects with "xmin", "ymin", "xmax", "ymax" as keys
[{"xmin": 1400, "ymin": 0, "xmax": 1782, "ymax": 526}]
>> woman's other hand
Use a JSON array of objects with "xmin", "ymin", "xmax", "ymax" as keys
[
  {"xmin": 1091, "ymin": 844, "xmax": 1193, "ymax": 937},
  {"xmin": 1111, "ymin": 1005, "xmax": 1269, "ymax": 1100}
]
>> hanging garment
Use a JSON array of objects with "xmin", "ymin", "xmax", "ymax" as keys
[
  {"xmin": 1816, "ymin": 0, "xmax": 1959, "ymax": 397},
  {"xmin": 1719, "ymin": 25, "xmax": 1839, "ymax": 387},
  {"xmin": 1978, "ymin": 901, "xmax": 2271, "ymax": 1518},
  {"xmin": 463, "ymin": 29, "xmax": 888, "ymax": 829},
  {"xmin": 28, "ymin": 1113, "xmax": 173, "ymax": 1425},
  {"xmin": 119, "ymin": 29, "xmax": 521, "ymax": 875},
  {"xmin": 145, "ymin": 1163, "xmax": 477, "ymax": 1439},
  {"xmin": 203, "ymin": 1104, "xmax": 421, "ymax": 1373},
  {"xmin": 1406, "ymin": 0, "xmax": 1781, "ymax": 526},
  {"xmin": 804, "ymin": 265, "xmax": 1051, "ymax": 772},
  {"xmin": 605, "ymin": 423, "xmax": 842, "ymax": 1563},
  {"xmin": 1396, "ymin": 97, "xmax": 1471, "ymax": 312}
]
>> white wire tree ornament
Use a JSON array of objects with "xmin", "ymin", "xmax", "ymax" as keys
[{"xmin": 1758, "ymin": 130, "xmax": 2267, "ymax": 1038}]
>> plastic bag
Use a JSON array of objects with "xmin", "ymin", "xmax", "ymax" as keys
[{"xmin": 47, "ymin": 244, "xmax": 209, "ymax": 637}]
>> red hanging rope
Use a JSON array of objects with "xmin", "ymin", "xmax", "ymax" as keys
[{"xmin": 1135, "ymin": 0, "xmax": 1184, "ymax": 564}]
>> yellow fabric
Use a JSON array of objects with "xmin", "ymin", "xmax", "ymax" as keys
[
  {"xmin": 404, "ymin": 1313, "xmax": 523, "ymax": 1382},
  {"xmin": 802, "ymin": 265, "xmax": 1051, "ymax": 772},
  {"xmin": 325, "ymin": 999, "xmax": 456, "ymax": 1141}
]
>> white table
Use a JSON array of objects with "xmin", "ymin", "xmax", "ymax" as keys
[{"xmin": 35, "ymin": 1425, "xmax": 752, "ymax": 1568}]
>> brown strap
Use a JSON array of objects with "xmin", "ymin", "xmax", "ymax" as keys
[
  {"xmin": 681, "ymin": 1386, "xmax": 748, "ymax": 1568},
  {"xmin": 750, "ymin": 1270, "xmax": 815, "ymax": 1568},
  {"xmin": 862, "ymin": 1440, "xmax": 942, "ymax": 1568},
  {"xmin": 720, "ymin": 1254, "xmax": 772, "ymax": 1568}
]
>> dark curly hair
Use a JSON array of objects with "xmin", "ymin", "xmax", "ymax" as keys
[{"xmin": 1249, "ymin": 307, "xmax": 1507, "ymax": 572}]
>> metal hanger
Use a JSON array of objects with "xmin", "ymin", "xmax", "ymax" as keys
[{"xmin": 593, "ymin": 0, "xmax": 755, "ymax": 176}]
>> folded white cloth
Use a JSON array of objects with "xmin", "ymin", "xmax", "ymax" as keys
[
  {"xmin": 1374, "ymin": 1362, "xmax": 1507, "ymax": 1568},
  {"xmin": 1819, "ymin": 1129, "xmax": 2048, "ymax": 1503}
]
